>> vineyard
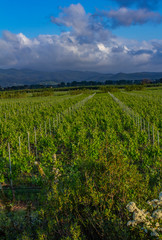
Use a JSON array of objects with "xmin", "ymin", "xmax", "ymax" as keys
[{"xmin": 0, "ymin": 88, "xmax": 161, "ymax": 239}]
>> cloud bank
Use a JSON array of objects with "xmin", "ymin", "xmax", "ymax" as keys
[
  {"xmin": 0, "ymin": 3, "xmax": 162, "ymax": 73},
  {"xmin": 113, "ymin": 0, "xmax": 160, "ymax": 9},
  {"xmin": 107, "ymin": 8, "xmax": 162, "ymax": 27}
]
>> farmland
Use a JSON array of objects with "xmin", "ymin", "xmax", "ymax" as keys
[{"xmin": 0, "ymin": 87, "xmax": 161, "ymax": 239}]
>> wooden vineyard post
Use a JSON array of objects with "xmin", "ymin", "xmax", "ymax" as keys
[
  {"xmin": 34, "ymin": 127, "xmax": 37, "ymax": 157},
  {"xmin": 28, "ymin": 132, "xmax": 30, "ymax": 154},
  {"xmin": 132, "ymin": 112, "xmax": 134, "ymax": 124},
  {"xmin": 53, "ymin": 153, "xmax": 57, "ymax": 162},
  {"xmin": 152, "ymin": 125, "xmax": 154, "ymax": 145},
  {"xmin": 56, "ymin": 115, "xmax": 58, "ymax": 127},
  {"xmin": 45, "ymin": 121, "xmax": 47, "ymax": 136},
  {"xmin": 148, "ymin": 122, "xmax": 150, "ymax": 142},
  {"xmin": 53, "ymin": 118, "xmax": 55, "ymax": 133},
  {"xmin": 157, "ymin": 131, "xmax": 159, "ymax": 146},
  {"xmin": 59, "ymin": 113, "xmax": 61, "ymax": 124},
  {"xmin": 19, "ymin": 136, "xmax": 21, "ymax": 153},
  {"xmin": 40, "ymin": 123, "xmax": 42, "ymax": 137},
  {"xmin": 143, "ymin": 120, "xmax": 145, "ymax": 131},
  {"xmin": 49, "ymin": 118, "xmax": 51, "ymax": 135},
  {"xmin": 8, "ymin": 143, "xmax": 13, "ymax": 188},
  {"xmin": 8, "ymin": 143, "xmax": 15, "ymax": 200}
]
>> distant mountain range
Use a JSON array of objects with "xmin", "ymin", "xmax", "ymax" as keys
[{"xmin": 0, "ymin": 68, "xmax": 162, "ymax": 87}]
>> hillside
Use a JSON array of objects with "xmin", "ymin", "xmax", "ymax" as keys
[{"xmin": 0, "ymin": 69, "xmax": 162, "ymax": 87}]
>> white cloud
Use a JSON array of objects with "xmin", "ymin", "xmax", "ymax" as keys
[
  {"xmin": 107, "ymin": 8, "xmax": 162, "ymax": 27},
  {"xmin": 0, "ymin": 4, "xmax": 162, "ymax": 73}
]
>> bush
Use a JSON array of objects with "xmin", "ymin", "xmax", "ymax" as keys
[
  {"xmin": 38, "ymin": 145, "xmax": 151, "ymax": 239},
  {"xmin": 125, "ymin": 85, "xmax": 144, "ymax": 91},
  {"xmin": 100, "ymin": 86, "xmax": 119, "ymax": 93}
]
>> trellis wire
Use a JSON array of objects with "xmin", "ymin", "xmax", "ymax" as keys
[{"xmin": 108, "ymin": 92, "xmax": 160, "ymax": 146}]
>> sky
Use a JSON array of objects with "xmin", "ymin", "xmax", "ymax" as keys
[{"xmin": 0, "ymin": 0, "xmax": 162, "ymax": 73}]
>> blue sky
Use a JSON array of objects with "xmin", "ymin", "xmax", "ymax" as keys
[
  {"xmin": 1, "ymin": 0, "xmax": 162, "ymax": 40},
  {"xmin": 0, "ymin": 0, "xmax": 162, "ymax": 73}
]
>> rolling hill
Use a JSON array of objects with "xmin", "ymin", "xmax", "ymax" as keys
[{"xmin": 0, "ymin": 69, "xmax": 162, "ymax": 87}]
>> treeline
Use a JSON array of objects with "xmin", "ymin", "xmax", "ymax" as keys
[
  {"xmin": 58, "ymin": 78, "xmax": 162, "ymax": 87},
  {"xmin": 0, "ymin": 78, "xmax": 162, "ymax": 91},
  {"xmin": 0, "ymin": 81, "xmax": 161, "ymax": 99}
]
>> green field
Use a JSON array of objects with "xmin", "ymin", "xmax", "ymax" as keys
[{"xmin": 0, "ymin": 87, "xmax": 161, "ymax": 239}]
